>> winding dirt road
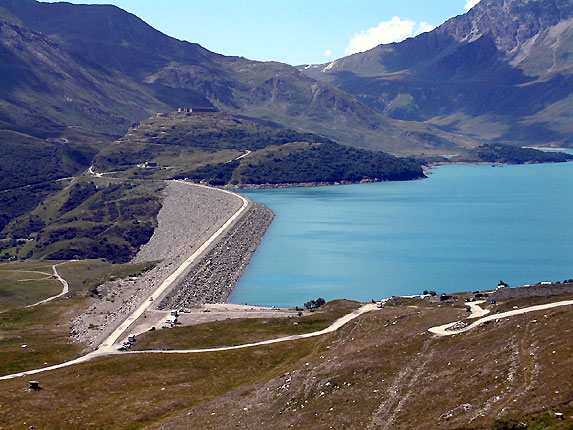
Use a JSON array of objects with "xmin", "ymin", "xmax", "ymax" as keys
[
  {"xmin": 0, "ymin": 302, "xmax": 377, "ymax": 380},
  {"xmin": 25, "ymin": 261, "xmax": 75, "ymax": 308},
  {"xmin": 125, "ymin": 303, "xmax": 378, "ymax": 355},
  {"xmin": 428, "ymin": 299, "xmax": 573, "ymax": 336}
]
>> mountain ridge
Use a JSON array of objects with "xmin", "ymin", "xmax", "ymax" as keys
[
  {"xmin": 0, "ymin": 0, "xmax": 481, "ymax": 155},
  {"xmin": 300, "ymin": 0, "xmax": 573, "ymax": 147}
]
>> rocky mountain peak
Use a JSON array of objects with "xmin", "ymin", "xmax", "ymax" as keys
[{"xmin": 440, "ymin": 0, "xmax": 573, "ymax": 53}]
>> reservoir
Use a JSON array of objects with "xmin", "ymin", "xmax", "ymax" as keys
[{"xmin": 230, "ymin": 160, "xmax": 573, "ymax": 307}]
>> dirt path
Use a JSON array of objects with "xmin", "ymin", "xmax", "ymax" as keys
[
  {"xmin": 24, "ymin": 261, "xmax": 75, "ymax": 308},
  {"xmin": 126, "ymin": 303, "xmax": 378, "ymax": 355},
  {"xmin": 0, "ymin": 303, "xmax": 378, "ymax": 381},
  {"xmin": 428, "ymin": 299, "xmax": 573, "ymax": 336}
]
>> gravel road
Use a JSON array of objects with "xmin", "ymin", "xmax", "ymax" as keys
[{"xmin": 70, "ymin": 181, "xmax": 245, "ymax": 347}]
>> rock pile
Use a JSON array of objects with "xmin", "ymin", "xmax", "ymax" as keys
[{"xmin": 159, "ymin": 202, "xmax": 274, "ymax": 308}]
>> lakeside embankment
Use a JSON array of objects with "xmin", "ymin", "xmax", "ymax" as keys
[
  {"xmin": 223, "ymin": 177, "xmax": 421, "ymax": 190},
  {"xmin": 158, "ymin": 202, "xmax": 274, "ymax": 308},
  {"xmin": 70, "ymin": 181, "xmax": 267, "ymax": 347}
]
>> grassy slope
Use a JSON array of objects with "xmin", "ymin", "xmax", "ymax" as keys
[
  {"xmin": 0, "ymin": 129, "xmax": 99, "ymax": 233},
  {"xmin": 0, "ymin": 259, "xmax": 156, "ymax": 375},
  {"xmin": 0, "ymin": 295, "xmax": 570, "ymax": 429},
  {"xmin": 158, "ymin": 297, "xmax": 573, "ymax": 430},
  {"xmin": 0, "ymin": 261, "xmax": 61, "ymax": 309},
  {"xmin": 93, "ymin": 112, "xmax": 425, "ymax": 186},
  {"xmin": 3, "ymin": 178, "xmax": 164, "ymax": 263}
]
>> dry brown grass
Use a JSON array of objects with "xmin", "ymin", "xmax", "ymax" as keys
[
  {"xmin": 0, "ymin": 338, "xmax": 323, "ymax": 430},
  {"xmin": 155, "ymin": 299, "xmax": 573, "ymax": 430},
  {"xmin": 132, "ymin": 300, "xmax": 361, "ymax": 351},
  {"xmin": 0, "ymin": 296, "xmax": 571, "ymax": 430}
]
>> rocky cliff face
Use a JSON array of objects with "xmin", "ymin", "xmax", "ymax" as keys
[
  {"xmin": 302, "ymin": 0, "xmax": 573, "ymax": 147},
  {"xmin": 441, "ymin": 0, "xmax": 572, "ymax": 53}
]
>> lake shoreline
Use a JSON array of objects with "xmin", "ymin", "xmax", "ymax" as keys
[{"xmin": 231, "ymin": 161, "xmax": 573, "ymax": 307}]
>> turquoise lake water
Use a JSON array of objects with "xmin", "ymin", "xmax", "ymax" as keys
[{"xmin": 230, "ymin": 161, "xmax": 573, "ymax": 307}]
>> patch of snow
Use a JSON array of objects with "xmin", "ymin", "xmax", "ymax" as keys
[{"xmin": 322, "ymin": 60, "xmax": 337, "ymax": 72}]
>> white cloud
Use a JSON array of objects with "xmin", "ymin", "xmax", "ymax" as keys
[
  {"xmin": 417, "ymin": 22, "xmax": 436, "ymax": 34},
  {"xmin": 464, "ymin": 0, "xmax": 482, "ymax": 11},
  {"xmin": 345, "ymin": 17, "xmax": 436, "ymax": 55},
  {"xmin": 323, "ymin": 49, "xmax": 333, "ymax": 57}
]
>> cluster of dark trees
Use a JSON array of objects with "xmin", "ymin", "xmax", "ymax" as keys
[
  {"xmin": 304, "ymin": 297, "xmax": 326, "ymax": 309},
  {"xmin": 453, "ymin": 144, "xmax": 573, "ymax": 164},
  {"xmin": 181, "ymin": 142, "xmax": 424, "ymax": 186},
  {"xmin": 0, "ymin": 182, "xmax": 63, "ymax": 233},
  {"xmin": 176, "ymin": 161, "xmax": 239, "ymax": 186},
  {"xmin": 238, "ymin": 143, "xmax": 424, "ymax": 184}
]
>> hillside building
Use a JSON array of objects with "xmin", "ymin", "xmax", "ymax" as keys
[{"xmin": 177, "ymin": 107, "xmax": 218, "ymax": 113}]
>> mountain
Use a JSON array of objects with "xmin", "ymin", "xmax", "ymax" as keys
[
  {"xmin": 0, "ymin": 0, "xmax": 478, "ymax": 156},
  {"xmin": 301, "ymin": 0, "xmax": 573, "ymax": 148}
]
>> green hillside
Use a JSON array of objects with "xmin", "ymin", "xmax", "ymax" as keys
[
  {"xmin": 0, "ymin": 0, "xmax": 478, "ymax": 156},
  {"xmin": 93, "ymin": 112, "xmax": 425, "ymax": 186},
  {"xmin": 2, "ymin": 179, "xmax": 164, "ymax": 263}
]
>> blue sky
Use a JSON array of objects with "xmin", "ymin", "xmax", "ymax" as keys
[{"xmin": 42, "ymin": 0, "xmax": 481, "ymax": 65}]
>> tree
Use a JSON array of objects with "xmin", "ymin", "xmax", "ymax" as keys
[
  {"xmin": 304, "ymin": 300, "xmax": 317, "ymax": 310},
  {"xmin": 303, "ymin": 297, "xmax": 326, "ymax": 309}
]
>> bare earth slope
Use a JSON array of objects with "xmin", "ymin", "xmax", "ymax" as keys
[{"xmin": 133, "ymin": 181, "xmax": 242, "ymax": 265}]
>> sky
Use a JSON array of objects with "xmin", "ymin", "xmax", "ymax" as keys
[{"xmin": 42, "ymin": 0, "xmax": 482, "ymax": 65}]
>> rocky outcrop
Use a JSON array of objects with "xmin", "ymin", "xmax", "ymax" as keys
[{"xmin": 440, "ymin": 0, "xmax": 573, "ymax": 54}]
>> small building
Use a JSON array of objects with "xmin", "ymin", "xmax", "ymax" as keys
[
  {"xmin": 177, "ymin": 107, "xmax": 218, "ymax": 113},
  {"xmin": 496, "ymin": 281, "xmax": 508, "ymax": 289}
]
